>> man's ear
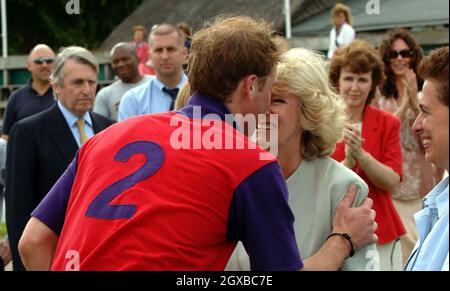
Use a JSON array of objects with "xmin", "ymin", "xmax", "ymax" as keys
[
  {"xmin": 243, "ymin": 74, "xmax": 258, "ymax": 101},
  {"xmin": 52, "ymin": 83, "xmax": 60, "ymax": 100}
]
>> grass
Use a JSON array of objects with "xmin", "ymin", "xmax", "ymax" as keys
[{"xmin": 0, "ymin": 222, "xmax": 6, "ymax": 238}]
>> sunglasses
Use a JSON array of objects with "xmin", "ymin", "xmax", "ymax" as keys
[
  {"xmin": 389, "ymin": 49, "xmax": 413, "ymax": 59},
  {"xmin": 32, "ymin": 57, "xmax": 55, "ymax": 65}
]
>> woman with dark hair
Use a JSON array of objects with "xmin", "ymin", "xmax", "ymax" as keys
[
  {"xmin": 374, "ymin": 28, "xmax": 440, "ymax": 266},
  {"xmin": 406, "ymin": 46, "xmax": 449, "ymax": 271},
  {"xmin": 329, "ymin": 40, "xmax": 406, "ymax": 270},
  {"xmin": 378, "ymin": 28, "xmax": 423, "ymax": 103}
]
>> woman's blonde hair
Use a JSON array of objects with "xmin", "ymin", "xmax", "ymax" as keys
[
  {"xmin": 273, "ymin": 48, "xmax": 346, "ymax": 160},
  {"xmin": 174, "ymin": 82, "xmax": 192, "ymax": 110}
]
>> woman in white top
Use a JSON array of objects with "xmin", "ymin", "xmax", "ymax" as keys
[
  {"xmin": 328, "ymin": 3, "xmax": 355, "ymax": 60},
  {"xmin": 226, "ymin": 48, "xmax": 379, "ymax": 271}
]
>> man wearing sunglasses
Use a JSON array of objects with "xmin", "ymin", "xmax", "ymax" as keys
[
  {"xmin": 0, "ymin": 44, "xmax": 55, "ymax": 271},
  {"xmin": 1, "ymin": 44, "xmax": 56, "ymax": 141}
]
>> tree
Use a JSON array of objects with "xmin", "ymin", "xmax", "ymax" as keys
[{"xmin": 6, "ymin": 0, "xmax": 144, "ymax": 54}]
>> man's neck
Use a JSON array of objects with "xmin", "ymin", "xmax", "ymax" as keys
[
  {"xmin": 31, "ymin": 79, "xmax": 51, "ymax": 96},
  {"xmin": 224, "ymin": 99, "xmax": 240, "ymax": 117},
  {"xmin": 126, "ymin": 73, "xmax": 144, "ymax": 85},
  {"xmin": 157, "ymin": 71, "xmax": 183, "ymax": 88}
]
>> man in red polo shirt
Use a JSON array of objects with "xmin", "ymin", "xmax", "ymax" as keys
[{"xmin": 19, "ymin": 16, "xmax": 377, "ymax": 271}]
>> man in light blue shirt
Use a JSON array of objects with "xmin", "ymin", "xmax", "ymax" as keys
[
  {"xmin": 406, "ymin": 46, "xmax": 449, "ymax": 271},
  {"xmin": 119, "ymin": 23, "xmax": 188, "ymax": 121}
]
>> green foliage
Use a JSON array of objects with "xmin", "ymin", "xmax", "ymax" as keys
[{"xmin": 5, "ymin": 0, "xmax": 144, "ymax": 54}]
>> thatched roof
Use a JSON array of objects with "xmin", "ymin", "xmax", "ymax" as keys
[{"xmin": 100, "ymin": 0, "xmax": 311, "ymax": 50}]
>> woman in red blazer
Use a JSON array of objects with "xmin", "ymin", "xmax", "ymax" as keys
[{"xmin": 329, "ymin": 40, "xmax": 406, "ymax": 270}]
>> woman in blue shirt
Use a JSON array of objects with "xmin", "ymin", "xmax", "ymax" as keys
[{"xmin": 406, "ymin": 46, "xmax": 449, "ymax": 271}]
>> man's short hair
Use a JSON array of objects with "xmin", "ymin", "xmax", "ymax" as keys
[
  {"xmin": 110, "ymin": 42, "xmax": 138, "ymax": 60},
  {"xmin": 188, "ymin": 15, "xmax": 287, "ymax": 103},
  {"xmin": 148, "ymin": 23, "xmax": 185, "ymax": 46},
  {"xmin": 418, "ymin": 46, "xmax": 449, "ymax": 106},
  {"xmin": 50, "ymin": 46, "xmax": 99, "ymax": 86},
  {"xmin": 28, "ymin": 44, "xmax": 54, "ymax": 61}
]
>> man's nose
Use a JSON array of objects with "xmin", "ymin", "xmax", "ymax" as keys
[
  {"xmin": 81, "ymin": 81, "xmax": 91, "ymax": 94},
  {"xmin": 162, "ymin": 50, "xmax": 169, "ymax": 59}
]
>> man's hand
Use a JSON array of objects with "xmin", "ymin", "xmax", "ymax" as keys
[
  {"xmin": 302, "ymin": 186, "xmax": 377, "ymax": 271},
  {"xmin": 0, "ymin": 238, "xmax": 12, "ymax": 266},
  {"xmin": 332, "ymin": 185, "xmax": 378, "ymax": 250}
]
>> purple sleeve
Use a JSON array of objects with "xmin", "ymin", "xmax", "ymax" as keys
[
  {"xmin": 226, "ymin": 162, "xmax": 303, "ymax": 271},
  {"xmin": 31, "ymin": 154, "xmax": 78, "ymax": 235}
]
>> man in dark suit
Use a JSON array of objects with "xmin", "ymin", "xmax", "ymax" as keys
[{"xmin": 5, "ymin": 46, "xmax": 115, "ymax": 271}]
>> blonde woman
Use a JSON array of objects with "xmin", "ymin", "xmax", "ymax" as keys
[
  {"xmin": 226, "ymin": 48, "xmax": 378, "ymax": 271},
  {"xmin": 174, "ymin": 82, "xmax": 191, "ymax": 110}
]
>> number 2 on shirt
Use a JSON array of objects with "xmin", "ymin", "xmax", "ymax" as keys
[{"xmin": 85, "ymin": 141, "xmax": 164, "ymax": 220}]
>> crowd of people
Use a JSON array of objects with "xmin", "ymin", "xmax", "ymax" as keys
[{"xmin": 0, "ymin": 5, "xmax": 448, "ymax": 271}]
